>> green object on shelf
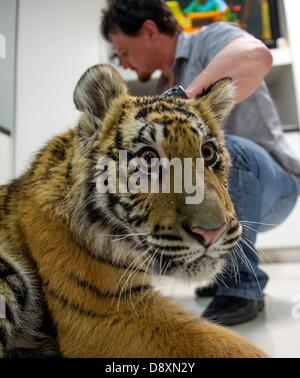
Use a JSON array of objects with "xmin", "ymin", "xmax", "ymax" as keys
[
  {"xmin": 183, "ymin": 0, "xmax": 228, "ymax": 14},
  {"xmin": 183, "ymin": 0, "xmax": 200, "ymax": 13}
]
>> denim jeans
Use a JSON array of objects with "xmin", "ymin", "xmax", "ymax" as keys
[{"xmin": 215, "ymin": 135, "xmax": 299, "ymax": 300}]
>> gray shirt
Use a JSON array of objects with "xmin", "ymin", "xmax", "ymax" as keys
[{"xmin": 157, "ymin": 22, "xmax": 300, "ymax": 193}]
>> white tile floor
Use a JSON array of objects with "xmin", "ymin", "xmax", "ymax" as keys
[{"xmin": 154, "ymin": 263, "xmax": 300, "ymax": 358}]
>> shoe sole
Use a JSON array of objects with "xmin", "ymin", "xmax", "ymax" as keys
[
  {"xmin": 206, "ymin": 301, "xmax": 265, "ymax": 327},
  {"xmin": 215, "ymin": 300, "xmax": 265, "ymax": 327},
  {"xmin": 195, "ymin": 287, "xmax": 217, "ymax": 298}
]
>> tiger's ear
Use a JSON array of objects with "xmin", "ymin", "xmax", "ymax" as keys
[
  {"xmin": 193, "ymin": 78, "xmax": 236, "ymax": 124},
  {"xmin": 73, "ymin": 64, "xmax": 128, "ymax": 122}
]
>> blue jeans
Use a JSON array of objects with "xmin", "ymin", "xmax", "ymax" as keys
[{"xmin": 215, "ymin": 135, "xmax": 299, "ymax": 300}]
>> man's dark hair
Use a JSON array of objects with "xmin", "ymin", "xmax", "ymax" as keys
[{"xmin": 101, "ymin": 0, "xmax": 180, "ymax": 40}]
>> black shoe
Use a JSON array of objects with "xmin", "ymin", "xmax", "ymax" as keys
[
  {"xmin": 202, "ymin": 295, "xmax": 265, "ymax": 326},
  {"xmin": 195, "ymin": 285, "xmax": 218, "ymax": 298}
]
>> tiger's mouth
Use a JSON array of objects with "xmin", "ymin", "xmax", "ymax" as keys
[
  {"xmin": 151, "ymin": 248, "xmax": 224, "ymax": 274},
  {"xmin": 132, "ymin": 222, "xmax": 242, "ymax": 281},
  {"xmin": 138, "ymin": 243, "xmax": 228, "ymax": 282}
]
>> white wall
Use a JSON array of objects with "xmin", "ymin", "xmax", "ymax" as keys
[
  {"xmin": 0, "ymin": 133, "xmax": 12, "ymax": 185},
  {"xmin": 15, "ymin": 0, "xmax": 108, "ymax": 176}
]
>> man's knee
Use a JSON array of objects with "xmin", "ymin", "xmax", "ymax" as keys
[{"xmin": 224, "ymin": 135, "xmax": 260, "ymax": 175}]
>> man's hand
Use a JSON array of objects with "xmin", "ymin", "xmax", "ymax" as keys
[{"xmin": 185, "ymin": 36, "xmax": 273, "ymax": 103}]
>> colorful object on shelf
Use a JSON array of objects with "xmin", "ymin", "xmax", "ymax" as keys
[
  {"xmin": 261, "ymin": 0, "xmax": 272, "ymax": 41},
  {"xmin": 183, "ymin": 0, "xmax": 229, "ymax": 23},
  {"xmin": 183, "ymin": 0, "xmax": 228, "ymax": 13},
  {"xmin": 232, "ymin": 4, "xmax": 241, "ymax": 12},
  {"xmin": 166, "ymin": 0, "xmax": 280, "ymax": 48},
  {"xmin": 166, "ymin": 1, "xmax": 195, "ymax": 32},
  {"xmin": 167, "ymin": 0, "xmax": 230, "ymax": 32}
]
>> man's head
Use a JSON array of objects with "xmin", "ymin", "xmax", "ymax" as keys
[{"xmin": 101, "ymin": 0, "xmax": 180, "ymax": 82}]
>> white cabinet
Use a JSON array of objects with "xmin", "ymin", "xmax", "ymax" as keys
[
  {"xmin": 0, "ymin": 133, "xmax": 12, "ymax": 185},
  {"xmin": 0, "ymin": 0, "xmax": 17, "ymax": 135},
  {"xmin": 0, "ymin": 0, "xmax": 16, "ymax": 184}
]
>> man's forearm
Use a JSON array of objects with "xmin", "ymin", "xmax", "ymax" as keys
[{"xmin": 185, "ymin": 36, "xmax": 273, "ymax": 103}]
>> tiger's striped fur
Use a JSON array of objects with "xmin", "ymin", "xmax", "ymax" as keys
[{"xmin": 0, "ymin": 64, "xmax": 266, "ymax": 357}]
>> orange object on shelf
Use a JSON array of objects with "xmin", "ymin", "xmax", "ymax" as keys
[
  {"xmin": 233, "ymin": 5, "xmax": 241, "ymax": 12},
  {"xmin": 186, "ymin": 6, "xmax": 229, "ymax": 20}
]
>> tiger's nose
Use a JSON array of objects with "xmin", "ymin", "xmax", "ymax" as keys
[{"xmin": 190, "ymin": 224, "xmax": 227, "ymax": 247}]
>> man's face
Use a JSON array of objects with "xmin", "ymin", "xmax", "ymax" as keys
[{"xmin": 110, "ymin": 29, "xmax": 159, "ymax": 82}]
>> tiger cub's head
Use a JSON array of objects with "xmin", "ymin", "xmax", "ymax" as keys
[{"xmin": 73, "ymin": 64, "xmax": 241, "ymax": 283}]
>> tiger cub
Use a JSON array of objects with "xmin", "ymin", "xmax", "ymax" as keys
[{"xmin": 0, "ymin": 64, "xmax": 266, "ymax": 357}]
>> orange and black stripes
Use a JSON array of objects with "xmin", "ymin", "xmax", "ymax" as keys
[{"xmin": 68, "ymin": 271, "xmax": 152, "ymax": 300}]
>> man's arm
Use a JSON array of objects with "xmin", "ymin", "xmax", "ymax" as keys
[{"xmin": 185, "ymin": 36, "xmax": 273, "ymax": 103}]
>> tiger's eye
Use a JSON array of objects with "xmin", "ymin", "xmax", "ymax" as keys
[
  {"xmin": 201, "ymin": 143, "xmax": 218, "ymax": 166},
  {"xmin": 135, "ymin": 148, "xmax": 160, "ymax": 175},
  {"xmin": 139, "ymin": 149, "xmax": 159, "ymax": 168}
]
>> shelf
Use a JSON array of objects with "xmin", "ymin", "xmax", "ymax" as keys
[
  {"xmin": 271, "ymin": 47, "xmax": 292, "ymax": 67},
  {"xmin": 283, "ymin": 125, "xmax": 300, "ymax": 132}
]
